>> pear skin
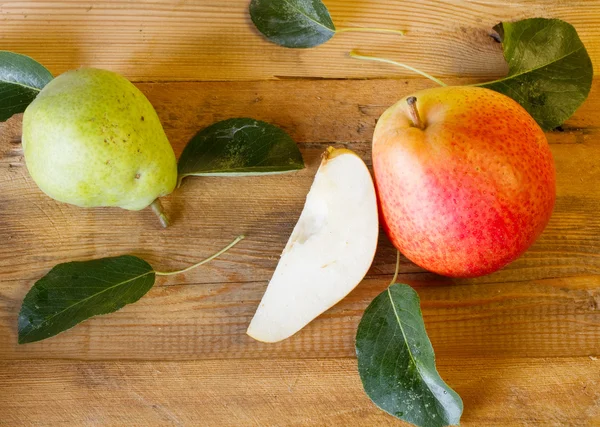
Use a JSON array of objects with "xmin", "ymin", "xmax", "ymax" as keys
[
  {"xmin": 373, "ymin": 86, "xmax": 556, "ymax": 277},
  {"xmin": 23, "ymin": 68, "xmax": 177, "ymax": 212}
]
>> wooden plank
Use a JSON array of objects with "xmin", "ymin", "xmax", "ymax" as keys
[
  {"xmin": 1, "ymin": 274, "xmax": 599, "ymax": 361},
  {"xmin": 139, "ymin": 77, "xmax": 600, "ymax": 147},
  {"xmin": 0, "ymin": 78, "xmax": 599, "ymax": 361},
  {"xmin": 4, "ymin": 77, "xmax": 600, "ymax": 150},
  {"xmin": 0, "ymin": 357, "xmax": 598, "ymax": 426},
  {"xmin": 0, "ymin": 1, "xmax": 598, "ymax": 81}
]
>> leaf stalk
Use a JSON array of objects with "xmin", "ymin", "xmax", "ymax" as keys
[
  {"xmin": 336, "ymin": 27, "xmax": 405, "ymax": 36},
  {"xmin": 389, "ymin": 250, "xmax": 400, "ymax": 286},
  {"xmin": 349, "ymin": 51, "xmax": 447, "ymax": 87},
  {"xmin": 154, "ymin": 235, "xmax": 245, "ymax": 276}
]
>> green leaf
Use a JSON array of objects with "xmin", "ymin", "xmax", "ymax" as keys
[
  {"xmin": 480, "ymin": 18, "xmax": 593, "ymax": 130},
  {"xmin": 18, "ymin": 256, "xmax": 155, "ymax": 344},
  {"xmin": 177, "ymin": 118, "xmax": 305, "ymax": 182},
  {"xmin": 0, "ymin": 51, "xmax": 53, "ymax": 122},
  {"xmin": 249, "ymin": 0, "xmax": 335, "ymax": 48},
  {"xmin": 356, "ymin": 284, "xmax": 463, "ymax": 427}
]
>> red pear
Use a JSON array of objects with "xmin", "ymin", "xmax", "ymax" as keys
[{"xmin": 373, "ymin": 86, "xmax": 556, "ymax": 277}]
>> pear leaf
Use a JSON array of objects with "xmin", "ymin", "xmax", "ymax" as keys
[
  {"xmin": 0, "ymin": 51, "xmax": 53, "ymax": 121},
  {"xmin": 356, "ymin": 284, "xmax": 463, "ymax": 427},
  {"xmin": 249, "ymin": 0, "xmax": 335, "ymax": 48},
  {"xmin": 481, "ymin": 18, "xmax": 593, "ymax": 130},
  {"xmin": 178, "ymin": 118, "xmax": 304, "ymax": 183},
  {"xmin": 17, "ymin": 236, "xmax": 244, "ymax": 344},
  {"xmin": 18, "ymin": 256, "xmax": 155, "ymax": 344}
]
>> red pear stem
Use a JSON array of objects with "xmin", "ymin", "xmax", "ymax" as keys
[
  {"xmin": 406, "ymin": 97, "xmax": 425, "ymax": 130},
  {"xmin": 150, "ymin": 198, "xmax": 170, "ymax": 228}
]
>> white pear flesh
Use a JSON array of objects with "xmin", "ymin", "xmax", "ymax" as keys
[{"xmin": 247, "ymin": 147, "xmax": 378, "ymax": 343}]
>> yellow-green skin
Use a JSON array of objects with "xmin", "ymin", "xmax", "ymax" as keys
[{"xmin": 22, "ymin": 68, "xmax": 177, "ymax": 211}]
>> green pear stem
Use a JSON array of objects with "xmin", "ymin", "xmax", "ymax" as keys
[
  {"xmin": 406, "ymin": 96, "xmax": 425, "ymax": 130},
  {"xmin": 348, "ymin": 51, "xmax": 447, "ymax": 87},
  {"xmin": 154, "ymin": 235, "xmax": 245, "ymax": 276},
  {"xmin": 389, "ymin": 250, "xmax": 401, "ymax": 286},
  {"xmin": 150, "ymin": 199, "xmax": 170, "ymax": 228},
  {"xmin": 336, "ymin": 27, "xmax": 405, "ymax": 36}
]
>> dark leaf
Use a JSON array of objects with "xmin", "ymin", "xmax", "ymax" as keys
[
  {"xmin": 178, "ymin": 118, "xmax": 304, "ymax": 182},
  {"xmin": 0, "ymin": 51, "xmax": 53, "ymax": 121},
  {"xmin": 480, "ymin": 18, "xmax": 593, "ymax": 130},
  {"xmin": 249, "ymin": 0, "xmax": 335, "ymax": 48},
  {"xmin": 356, "ymin": 284, "xmax": 463, "ymax": 427},
  {"xmin": 18, "ymin": 256, "xmax": 155, "ymax": 344}
]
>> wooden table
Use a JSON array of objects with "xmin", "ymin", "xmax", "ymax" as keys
[{"xmin": 1, "ymin": 2, "xmax": 599, "ymax": 426}]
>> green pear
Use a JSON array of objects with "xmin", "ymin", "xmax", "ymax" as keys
[{"xmin": 22, "ymin": 68, "xmax": 177, "ymax": 226}]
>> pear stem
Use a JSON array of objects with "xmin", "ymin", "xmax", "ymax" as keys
[
  {"xmin": 150, "ymin": 199, "xmax": 170, "ymax": 228},
  {"xmin": 155, "ymin": 235, "xmax": 245, "ymax": 276},
  {"xmin": 406, "ymin": 96, "xmax": 425, "ymax": 130},
  {"xmin": 336, "ymin": 27, "xmax": 405, "ymax": 36},
  {"xmin": 389, "ymin": 250, "xmax": 401, "ymax": 286},
  {"xmin": 349, "ymin": 51, "xmax": 447, "ymax": 87}
]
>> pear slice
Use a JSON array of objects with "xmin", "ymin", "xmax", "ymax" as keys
[{"xmin": 247, "ymin": 147, "xmax": 379, "ymax": 343}]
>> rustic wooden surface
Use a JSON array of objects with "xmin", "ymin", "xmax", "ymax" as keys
[
  {"xmin": 1, "ymin": 77, "xmax": 599, "ymax": 426},
  {"xmin": 0, "ymin": 0, "xmax": 598, "ymax": 81},
  {"xmin": 1, "ymin": 2, "xmax": 600, "ymax": 424}
]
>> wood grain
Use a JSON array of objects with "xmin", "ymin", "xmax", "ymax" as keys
[
  {"xmin": 1, "ymin": 77, "xmax": 599, "ymax": 425},
  {"xmin": 1, "ymin": 78, "xmax": 599, "ymax": 363},
  {"xmin": 0, "ymin": 1, "xmax": 598, "ymax": 81},
  {"xmin": 1, "ymin": 274, "xmax": 598, "ymax": 361},
  {"xmin": 1, "ymin": 357, "xmax": 599, "ymax": 426}
]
